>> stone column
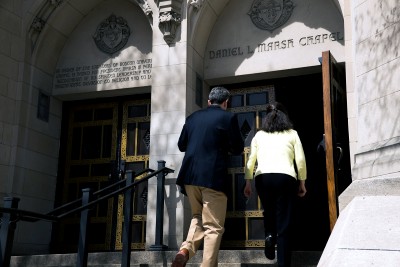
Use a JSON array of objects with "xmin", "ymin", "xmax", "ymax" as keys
[{"xmin": 146, "ymin": 0, "xmax": 190, "ymax": 250}]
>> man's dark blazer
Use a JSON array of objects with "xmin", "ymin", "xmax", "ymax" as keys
[{"xmin": 176, "ymin": 105, "xmax": 244, "ymax": 195}]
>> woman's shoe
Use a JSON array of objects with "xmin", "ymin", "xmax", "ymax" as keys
[
  {"xmin": 264, "ymin": 234, "xmax": 276, "ymax": 260},
  {"xmin": 171, "ymin": 248, "xmax": 189, "ymax": 267}
]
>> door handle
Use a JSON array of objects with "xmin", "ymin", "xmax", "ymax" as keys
[{"xmin": 336, "ymin": 146, "xmax": 343, "ymax": 170}]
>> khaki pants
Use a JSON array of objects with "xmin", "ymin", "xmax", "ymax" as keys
[{"xmin": 180, "ymin": 185, "xmax": 227, "ymax": 267}]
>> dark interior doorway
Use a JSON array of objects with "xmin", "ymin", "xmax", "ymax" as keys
[{"xmin": 274, "ymin": 73, "xmax": 330, "ymax": 251}]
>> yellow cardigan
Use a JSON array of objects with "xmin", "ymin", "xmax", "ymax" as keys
[{"xmin": 245, "ymin": 129, "xmax": 307, "ymax": 180}]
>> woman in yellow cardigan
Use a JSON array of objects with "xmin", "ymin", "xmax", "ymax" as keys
[{"xmin": 244, "ymin": 102, "xmax": 307, "ymax": 267}]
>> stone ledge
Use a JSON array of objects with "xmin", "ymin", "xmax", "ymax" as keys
[
  {"xmin": 318, "ymin": 196, "xmax": 400, "ymax": 267},
  {"xmin": 339, "ymin": 177, "xmax": 400, "ymax": 211}
]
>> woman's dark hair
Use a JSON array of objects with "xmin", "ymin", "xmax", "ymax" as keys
[{"xmin": 260, "ymin": 102, "xmax": 293, "ymax": 133}]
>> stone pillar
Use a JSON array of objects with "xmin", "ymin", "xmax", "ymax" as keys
[{"xmin": 146, "ymin": 0, "xmax": 190, "ymax": 250}]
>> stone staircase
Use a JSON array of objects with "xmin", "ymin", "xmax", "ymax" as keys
[{"xmin": 10, "ymin": 250, "xmax": 321, "ymax": 267}]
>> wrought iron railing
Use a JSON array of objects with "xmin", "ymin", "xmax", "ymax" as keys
[{"xmin": 0, "ymin": 160, "xmax": 173, "ymax": 267}]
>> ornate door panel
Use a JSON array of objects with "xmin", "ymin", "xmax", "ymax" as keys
[
  {"xmin": 115, "ymin": 99, "xmax": 151, "ymax": 250},
  {"xmin": 222, "ymin": 86, "xmax": 275, "ymax": 248},
  {"xmin": 56, "ymin": 97, "xmax": 150, "ymax": 252}
]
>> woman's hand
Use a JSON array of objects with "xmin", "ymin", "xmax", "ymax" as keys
[
  {"xmin": 244, "ymin": 180, "xmax": 252, "ymax": 198},
  {"xmin": 297, "ymin": 180, "xmax": 307, "ymax": 197}
]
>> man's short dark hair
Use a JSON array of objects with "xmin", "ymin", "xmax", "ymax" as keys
[{"xmin": 209, "ymin": 87, "xmax": 230, "ymax": 104}]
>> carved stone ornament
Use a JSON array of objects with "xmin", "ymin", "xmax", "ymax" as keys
[
  {"xmin": 248, "ymin": 0, "xmax": 294, "ymax": 32},
  {"xmin": 93, "ymin": 14, "xmax": 131, "ymax": 55},
  {"xmin": 134, "ymin": 0, "xmax": 153, "ymax": 16},
  {"xmin": 31, "ymin": 17, "xmax": 46, "ymax": 32},
  {"xmin": 190, "ymin": 0, "xmax": 204, "ymax": 9},
  {"xmin": 159, "ymin": 11, "xmax": 181, "ymax": 44},
  {"xmin": 29, "ymin": 0, "xmax": 65, "ymax": 51}
]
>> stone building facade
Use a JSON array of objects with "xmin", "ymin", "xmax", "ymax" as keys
[{"xmin": 0, "ymin": 0, "xmax": 399, "ymax": 257}]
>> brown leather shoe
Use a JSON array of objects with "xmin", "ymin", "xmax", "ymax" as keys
[{"xmin": 171, "ymin": 248, "xmax": 189, "ymax": 267}]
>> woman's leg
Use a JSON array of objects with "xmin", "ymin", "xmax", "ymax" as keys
[
  {"xmin": 255, "ymin": 174, "xmax": 277, "ymax": 238},
  {"xmin": 255, "ymin": 174, "xmax": 277, "ymax": 260},
  {"xmin": 255, "ymin": 173, "xmax": 296, "ymax": 266},
  {"xmin": 275, "ymin": 174, "xmax": 296, "ymax": 267}
]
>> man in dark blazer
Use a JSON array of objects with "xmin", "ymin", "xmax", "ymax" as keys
[{"xmin": 172, "ymin": 87, "xmax": 244, "ymax": 267}]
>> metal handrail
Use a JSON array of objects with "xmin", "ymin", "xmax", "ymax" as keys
[
  {"xmin": 57, "ymin": 167, "xmax": 171, "ymax": 219},
  {"xmin": 48, "ymin": 168, "xmax": 154, "ymax": 218},
  {"xmin": 0, "ymin": 207, "xmax": 58, "ymax": 222},
  {"xmin": 0, "ymin": 168, "xmax": 154, "ymax": 223},
  {"xmin": 0, "ymin": 161, "xmax": 174, "ymax": 267}
]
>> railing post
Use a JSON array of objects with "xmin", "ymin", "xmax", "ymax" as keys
[
  {"xmin": 0, "ymin": 197, "xmax": 20, "ymax": 267},
  {"xmin": 149, "ymin": 160, "xmax": 168, "ymax": 251},
  {"xmin": 77, "ymin": 188, "xmax": 92, "ymax": 267},
  {"xmin": 121, "ymin": 170, "xmax": 133, "ymax": 267}
]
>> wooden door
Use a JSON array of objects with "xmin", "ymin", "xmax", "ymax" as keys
[{"xmin": 322, "ymin": 50, "xmax": 350, "ymax": 231}]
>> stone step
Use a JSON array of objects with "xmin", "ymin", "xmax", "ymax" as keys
[{"xmin": 10, "ymin": 250, "xmax": 321, "ymax": 267}]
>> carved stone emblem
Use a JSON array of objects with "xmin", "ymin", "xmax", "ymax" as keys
[
  {"xmin": 248, "ymin": 0, "xmax": 294, "ymax": 32},
  {"xmin": 93, "ymin": 14, "xmax": 130, "ymax": 54}
]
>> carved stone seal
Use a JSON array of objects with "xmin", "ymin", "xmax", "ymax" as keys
[
  {"xmin": 93, "ymin": 14, "xmax": 130, "ymax": 54},
  {"xmin": 248, "ymin": 0, "xmax": 294, "ymax": 32}
]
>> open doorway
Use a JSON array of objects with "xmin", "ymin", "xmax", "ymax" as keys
[
  {"xmin": 274, "ymin": 73, "xmax": 331, "ymax": 251},
  {"xmin": 221, "ymin": 70, "xmax": 351, "ymax": 251}
]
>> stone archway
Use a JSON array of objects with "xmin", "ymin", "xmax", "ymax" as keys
[
  {"xmin": 189, "ymin": 0, "xmax": 344, "ymax": 64},
  {"xmin": 188, "ymin": 0, "xmax": 230, "ymax": 58}
]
